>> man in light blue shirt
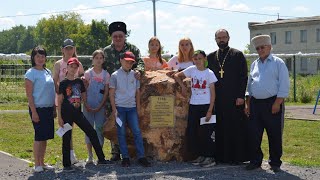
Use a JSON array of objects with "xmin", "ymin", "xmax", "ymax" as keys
[{"xmin": 246, "ymin": 35, "xmax": 290, "ymax": 172}]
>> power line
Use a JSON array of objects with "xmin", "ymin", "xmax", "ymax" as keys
[
  {"xmin": 1, "ymin": 0, "xmax": 300, "ymax": 20},
  {"xmin": 0, "ymin": 0, "xmax": 149, "ymax": 19},
  {"xmin": 159, "ymin": 0, "xmax": 299, "ymax": 18}
]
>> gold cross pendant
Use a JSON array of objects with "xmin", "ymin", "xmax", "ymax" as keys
[{"xmin": 219, "ymin": 69, "xmax": 224, "ymax": 78}]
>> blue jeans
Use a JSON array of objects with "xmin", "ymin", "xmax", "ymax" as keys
[
  {"xmin": 83, "ymin": 107, "xmax": 106, "ymax": 146},
  {"xmin": 116, "ymin": 107, "xmax": 145, "ymax": 159}
]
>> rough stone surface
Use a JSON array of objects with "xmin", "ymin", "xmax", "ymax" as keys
[{"xmin": 103, "ymin": 70, "xmax": 192, "ymax": 161}]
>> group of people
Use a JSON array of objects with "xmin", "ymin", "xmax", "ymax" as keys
[{"xmin": 25, "ymin": 21, "xmax": 290, "ymax": 173}]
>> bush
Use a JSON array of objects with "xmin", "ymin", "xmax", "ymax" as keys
[{"xmin": 299, "ymin": 88, "xmax": 313, "ymax": 103}]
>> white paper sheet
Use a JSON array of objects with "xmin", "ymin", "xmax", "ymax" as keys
[
  {"xmin": 56, "ymin": 123, "xmax": 72, "ymax": 137},
  {"xmin": 116, "ymin": 117, "xmax": 122, "ymax": 127},
  {"xmin": 200, "ymin": 115, "xmax": 216, "ymax": 125}
]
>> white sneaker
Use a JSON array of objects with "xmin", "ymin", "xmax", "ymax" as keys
[
  {"xmin": 43, "ymin": 164, "xmax": 54, "ymax": 170},
  {"xmin": 86, "ymin": 156, "xmax": 94, "ymax": 164},
  {"xmin": 33, "ymin": 166, "xmax": 44, "ymax": 173},
  {"xmin": 192, "ymin": 156, "xmax": 206, "ymax": 165},
  {"xmin": 70, "ymin": 154, "xmax": 78, "ymax": 165},
  {"xmin": 200, "ymin": 157, "xmax": 216, "ymax": 167},
  {"xmin": 190, "ymin": 156, "xmax": 205, "ymax": 163}
]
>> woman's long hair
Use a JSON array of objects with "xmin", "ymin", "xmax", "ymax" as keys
[
  {"xmin": 148, "ymin": 37, "xmax": 163, "ymax": 64},
  {"xmin": 178, "ymin": 37, "xmax": 194, "ymax": 63}
]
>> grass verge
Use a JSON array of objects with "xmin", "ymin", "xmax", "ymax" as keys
[
  {"xmin": 0, "ymin": 113, "xmax": 111, "ymax": 166},
  {"xmin": 0, "ymin": 113, "xmax": 319, "ymax": 167},
  {"xmin": 261, "ymin": 119, "xmax": 320, "ymax": 167}
]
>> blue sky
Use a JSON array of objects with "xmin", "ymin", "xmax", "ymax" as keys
[{"xmin": 0, "ymin": 0, "xmax": 318, "ymax": 55}]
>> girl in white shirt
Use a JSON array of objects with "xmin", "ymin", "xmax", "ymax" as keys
[{"xmin": 174, "ymin": 50, "xmax": 217, "ymax": 168}]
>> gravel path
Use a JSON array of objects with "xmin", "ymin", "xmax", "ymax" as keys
[
  {"xmin": 285, "ymin": 105, "xmax": 320, "ymax": 121},
  {"xmin": 1, "ymin": 151, "xmax": 320, "ymax": 180}
]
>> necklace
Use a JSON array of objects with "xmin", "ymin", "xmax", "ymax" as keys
[{"xmin": 216, "ymin": 48, "xmax": 231, "ymax": 78}]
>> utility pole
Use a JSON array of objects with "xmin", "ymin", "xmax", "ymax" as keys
[{"xmin": 152, "ymin": 0, "xmax": 157, "ymax": 36}]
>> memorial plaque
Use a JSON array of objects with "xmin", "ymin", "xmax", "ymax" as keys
[{"xmin": 150, "ymin": 96, "xmax": 174, "ymax": 127}]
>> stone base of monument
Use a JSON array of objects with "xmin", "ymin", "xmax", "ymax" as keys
[{"xmin": 103, "ymin": 70, "xmax": 194, "ymax": 161}]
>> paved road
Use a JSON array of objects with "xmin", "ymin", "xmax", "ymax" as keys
[{"xmin": 285, "ymin": 105, "xmax": 320, "ymax": 120}]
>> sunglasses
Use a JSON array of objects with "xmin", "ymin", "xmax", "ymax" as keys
[{"xmin": 256, "ymin": 46, "xmax": 266, "ymax": 51}]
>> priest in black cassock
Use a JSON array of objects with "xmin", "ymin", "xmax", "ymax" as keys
[{"xmin": 207, "ymin": 29, "xmax": 249, "ymax": 164}]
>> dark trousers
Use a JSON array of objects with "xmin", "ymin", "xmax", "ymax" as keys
[
  {"xmin": 248, "ymin": 96, "xmax": 284, "ymax": 167},
  {"xmin": 62, "ymin": 109, "xmax": 105, "ymax": 167},
  {"xmin": 186, "ymin": 104, "xmax": 216, "ymax": 157}
]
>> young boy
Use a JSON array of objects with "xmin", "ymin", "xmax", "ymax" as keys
[{"xmin": 109, "ymin": 51, "xmax": 151, "ymax": 167}]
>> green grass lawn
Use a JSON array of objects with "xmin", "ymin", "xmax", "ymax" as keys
[
  {"xmin": 0, "ymin": 113, "xmax": 111, "ymax": 166},
  {"xmin": 261, "ymin": 119, "xmax": 320, "ymax": 167},
  {"xmin": 0, "ymin": 102, "xmax": 28, "ymax": 110},
  {"xmin": 0, "ymin": 112, "xmax": 319, "ymax": 167}
]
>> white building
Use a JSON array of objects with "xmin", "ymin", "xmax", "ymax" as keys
[{"xmin": 248, "ymin": 16, "xmax": 320, "ymax": 74}]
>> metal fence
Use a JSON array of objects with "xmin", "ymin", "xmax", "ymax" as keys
[{"xmin": 1, "ymin": 53, "xmax": 320, "ymax": 103}]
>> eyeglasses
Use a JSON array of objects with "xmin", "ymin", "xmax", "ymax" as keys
[{"xmin": 256, "ymin": 46, "xmax": 266, "ymax": 51}]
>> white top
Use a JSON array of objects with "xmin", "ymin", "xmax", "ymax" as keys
[
  {"xmin": 167, "ymin": 56, "xmax": 193, "ymax": 70},
  {"xmin": 182, "ymin": 65, "xmax": 218, "ymax": 105}
]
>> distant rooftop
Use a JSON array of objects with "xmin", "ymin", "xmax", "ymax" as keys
[{"xmin": 249, "ymin": 16, "xmax": 320, "ymax": 27}]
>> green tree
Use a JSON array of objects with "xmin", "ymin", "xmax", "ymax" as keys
[
  {"xmin": 0, "ymin": 25, "xmax": 34, "ymax": 53},
  {"xmin": 17, "ymin": 26, "xmax": 35, "ymax": 53},
  {"xmin": 75, "ymin": 19, "xmax": 111, "ymax": 55},
  {"xmin": 34, "ymin": 12, "xmax": 84, "ymax": 55},
  {"xmin": 243, "ymin": 44, "xmax": 250, "ymax": 54}
]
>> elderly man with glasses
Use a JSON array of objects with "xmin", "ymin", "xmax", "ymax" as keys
[{"xmin": 246, "ymin": 35, "xmax": 290, "ymax": 172}]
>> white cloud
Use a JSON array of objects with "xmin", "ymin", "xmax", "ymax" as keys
[
  {"xmin": 180, "ymin": 0, "xmax": 228, "ymax": 9},
  {"xmin": 156, "ymin": 11, "xmax": 172, "ymax": 21},
  {"xmin": 99, "ymin": 0, "xmax": 136, "ymax": 6},
  {"xmin": 72, "ymin": 4, "xmax": 110, "ymax": 24},
  {"xmin": 37, "ymin": 5, "xmax": 110, "ymax": 24},
  {"xmin": 0, "ymin": 18, "xmax": 15, "ymax": 30},
  {"xmin": 172, "ymin": 16, "xmax": 207, "ymax": 35},
  {"xmin": 125, "ymin": 9, "xmax": 173, "ymax": 31},
  {"xmin": 16, "ymin": 11, "xmax": 24, "ymax": 16},
  {"xmin": 293, "ymin": 6, "xmax": 308, "ymax": 13},
  {"xmin": 260, "ymin": 6, "xmax": 280, "ymax": 12},
  {"xmin": 179, "ymin": 0, "xmax": 249, "ymax": 13},
  {"xmin": 228, "ymin": 3, "xmax": 250, "ymax": 12},
  {"xmin": 126, "ymin": 10, "xmax": 153, "ymax": 22},
  {"xmin": 39, "ymin": 11, "xmax": 59, "ymax": 19}
]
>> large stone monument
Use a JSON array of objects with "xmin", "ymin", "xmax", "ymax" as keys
[{"xmin": 103, "ymin": 70, "xmax": 191, "ymax": 161}]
